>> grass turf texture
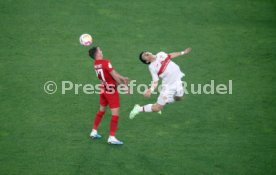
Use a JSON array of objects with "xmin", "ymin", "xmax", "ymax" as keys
[{"xmin": 0, "ymin": 0, "xmax": 275, "ymax": 174}]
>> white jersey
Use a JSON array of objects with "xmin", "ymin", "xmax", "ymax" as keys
[{"xmin": 148, "ymin": 52, "xmax": 185, "ymax": 85}]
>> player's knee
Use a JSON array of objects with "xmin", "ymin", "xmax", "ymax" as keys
[
  {"xmin": 100, "ymin": 105, "xmax": 106, "ymax": 112},
  {"xmin": 110, "ymin": 107, "xmax": 120, "ymax": 116},
  {"xmin": 152, "ymin": 104, "xmax": 163, "ymax": 112}
]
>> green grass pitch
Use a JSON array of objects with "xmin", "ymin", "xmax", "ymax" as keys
[{"xmin": 0, "ymin": 0, "xmax": 275, "ymax": 174}]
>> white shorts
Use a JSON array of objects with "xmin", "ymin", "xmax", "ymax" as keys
[{"xmin": 157, "ymin": 81, "xmax": 184, "ymax": 106}]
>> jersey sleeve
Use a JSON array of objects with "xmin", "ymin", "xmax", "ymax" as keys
[
  {"xmin": 105, "ymin": 60, "xmax": 114, "ymax": 72},
  {"xmin": 149, "ymin": 65, "xmax": 159, "ymax": 82}
]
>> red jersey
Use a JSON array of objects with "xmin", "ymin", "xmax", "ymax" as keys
[
  {"xmin": 94, "ymin": 59, "xmax": 120, "ymax": 108},
  {"xmin": 94, "ymin": 59, "xmax": 116, "ymax": 89}
]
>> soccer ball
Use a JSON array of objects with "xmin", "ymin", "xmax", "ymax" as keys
[{"xmin": 79, "ymin": 34, "xmax": 93, "ymax": 46}]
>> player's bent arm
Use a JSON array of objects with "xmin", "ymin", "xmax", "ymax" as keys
[
  {"xmin": 144, "ymin": 81, "xmax": 158, "ymax": 97},
  {"xmin": 150, "ymin": 81, "xmax": 158, "ymax": 92},
  {"xmin": 110, "ymin": 70, "xmax": 123, "ymax": 83},
  {"xmin": 170, "ymin": 48, "xmax": 192, "ymax": 59},
  {"xmin": 110, "ymin": 70, "xmax": 129, "ymax": 84}
]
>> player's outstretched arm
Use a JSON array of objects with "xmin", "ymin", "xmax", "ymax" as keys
[
  {"xmin": 110, "ymin": 70, "xmax": 129, "ymax": 84},
  {"xmin": 170, "ymin": 48, "xmax": 192, "ymax": 59}
]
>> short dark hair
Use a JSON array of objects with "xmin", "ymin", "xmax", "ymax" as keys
[
  {"xmin": 89, "ymin": 46, "xmax": 98, "ymax": 59},
  {"xmin": 139, "ymin": 51, "xmax": 150, "ymax": 64}
]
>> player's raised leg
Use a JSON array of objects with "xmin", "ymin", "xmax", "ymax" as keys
[
  {"xmin": 108, "ymin": 107, "xmax": 123, "ymax": 145},
  {"xmin": 172, "ymin": 83, "xmax": 184, "ymax": 102},
  {"xmin": 90, "ymin": 105, "xmax": 106, "ymax": 139}
]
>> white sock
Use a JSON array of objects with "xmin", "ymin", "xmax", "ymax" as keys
[
  {"xmin": 91, "ymin": 129, "xmax": 97, "ymax": 134},
  {"xmin": 109, "ymin": 136, "xmax": 115, "ymax": 139},
  {"xmin": 142, "ymin": 104, "xmax": 153, "ymax": 112}
]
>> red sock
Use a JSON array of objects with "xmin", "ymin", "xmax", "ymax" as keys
[
  {"xmin": 110, "ymin": 115, "xmax": 119, "ymax": 136},
  {"xmin": 93, "ymin": 111, "xmax": 105, "ymax": 130}
]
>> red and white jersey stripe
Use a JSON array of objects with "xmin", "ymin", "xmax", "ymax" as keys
[{"xmin": 148, "ymin": 52, "xmax": 184, "ymax": 85}]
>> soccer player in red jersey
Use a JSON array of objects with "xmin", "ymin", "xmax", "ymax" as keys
[{"xmin": 88, "ymin": 46, "xmax": 128, "ymax": 145}]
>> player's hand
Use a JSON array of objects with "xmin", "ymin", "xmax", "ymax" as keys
[
  {"xmin": 122, "ymin": 77, "xmax": 129, "ymax": 85},
  {"xmin": 184, "ymin": 48, "xmax": 192, "ymax": 54},
  {"xmin": 144, "ymin": 89, "xmax": 152, "ymax": 97}
]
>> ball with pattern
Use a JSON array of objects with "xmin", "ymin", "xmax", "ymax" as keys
[{"xmin": 79, "ymin": 34, "xmax": 93, "ymax": 46}]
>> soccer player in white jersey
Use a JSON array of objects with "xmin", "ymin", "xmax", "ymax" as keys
[{"xmin": 129, "ymin": 47, "xmax": 192, "ymax": 119}]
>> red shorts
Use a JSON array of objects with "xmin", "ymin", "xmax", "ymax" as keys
[{"xmin": 99, "ymin": 89, "xmax": 120, "ymax": 109}]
